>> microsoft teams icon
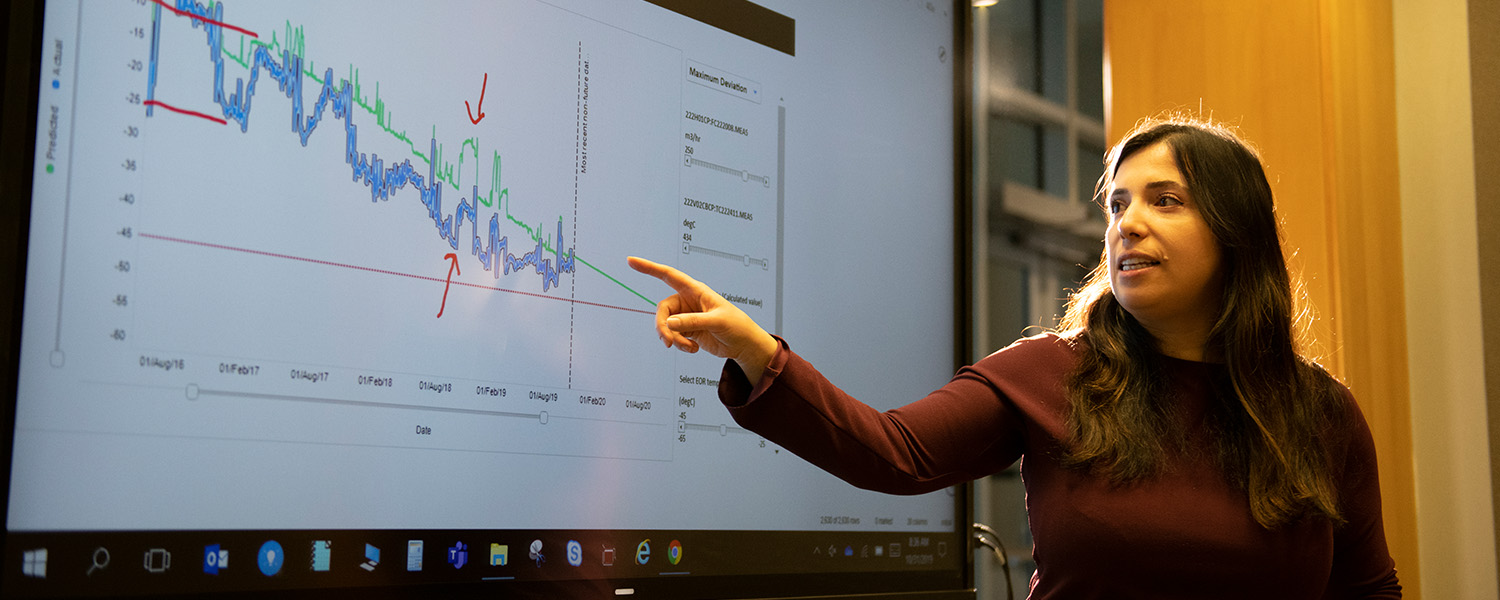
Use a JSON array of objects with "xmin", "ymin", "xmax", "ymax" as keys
[{"xmin": 448, "ymin": 542, "xmax": 468, "ymax": 569}]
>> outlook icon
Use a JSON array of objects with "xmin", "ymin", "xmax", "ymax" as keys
[{"xmin": 203, "ymin": 544, "xmax": 228, "ymax": 574}]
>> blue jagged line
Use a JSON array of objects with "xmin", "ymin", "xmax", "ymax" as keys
[{"xmin": 150, "ymin": 0, "xmax": 576, "ymax": 292}]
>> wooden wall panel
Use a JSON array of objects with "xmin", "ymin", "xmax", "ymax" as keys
[
  {"xmin": 1104, "ymin": 0, "xmax": 1418, "ymax": 593},
  {"xmin": 1317, "ymin": 0, "xmax": 1417, "ymax": 591},
  {"xmin": 1474, "ymin": 0, "xmax": 1500, "ymax": 582}
]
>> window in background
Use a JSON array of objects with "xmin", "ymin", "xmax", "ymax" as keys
[{"xmin": 970, "ymin": 0, "xmax": 1106, "ymax": 598}]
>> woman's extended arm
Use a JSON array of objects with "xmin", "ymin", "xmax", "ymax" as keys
[
  {"xmin": 629, "ymin": 256, "xmax": 1028, "ymax": 491},
  {"xmin": 627, "ymin": 256, "xmax": 780, "ymax": 384}
]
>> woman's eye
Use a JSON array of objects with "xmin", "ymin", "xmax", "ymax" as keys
[
  {"xmin": 1108, "ymin": 200, "xmax": 1123, "ymax": 214},
  {"xmin": 1155, "ymin": 195, "xmax": 1183, "ymax": 207}
]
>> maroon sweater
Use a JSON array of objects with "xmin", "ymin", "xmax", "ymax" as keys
[{"xmin": 719, "ymin": 333, "xmax": 1401, "ymax": 599}]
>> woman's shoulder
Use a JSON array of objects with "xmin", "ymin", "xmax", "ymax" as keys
[
  {"xmin": 1291, "ymin": 358, "xmax": 1377, "ymax": 461},
  {"xmin": 986, "ymin": 329, "xmax": 1085, "ymax": 357},
  {"xmin": 971, "ymin": 329, "xmax": 1085, "ymax": 378},
  {"xmin": 1297, "ymin": 358, "xmax": 1361, "ymax": 415},
  {"xmin": 956, "ymin": 330, "xmax": 1083, "ymax": 424}
]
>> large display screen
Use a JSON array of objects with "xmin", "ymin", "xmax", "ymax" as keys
[{"xmin": 0, "ymin": 0, "xmax": 969, "ymax": 597}]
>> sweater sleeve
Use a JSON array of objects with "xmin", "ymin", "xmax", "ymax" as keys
[
  {"xmin": 1325, "ymin": 393, "xmax": 1402, "ymax": 598},
  {"xmin": 717, "ymin": 337, "xmax": 1030, "ymax": 495}
]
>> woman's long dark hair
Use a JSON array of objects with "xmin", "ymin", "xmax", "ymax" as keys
[{"xmin": 1059, "ymin": 116, "xmax": 1348, "ymax": 529}]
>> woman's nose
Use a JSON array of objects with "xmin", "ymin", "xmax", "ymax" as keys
[{"xmin": 1114, "ymin": 200, "xmax": 1146, "ymax": 240}]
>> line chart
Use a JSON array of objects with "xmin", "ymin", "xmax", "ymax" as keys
[
  {"xmin": 145, "ymin": 0, "xmax": 648, "ymax": 302},
  {"xmin": 111, "ymin": 0, "xmax": 684, "ymax": 398}
]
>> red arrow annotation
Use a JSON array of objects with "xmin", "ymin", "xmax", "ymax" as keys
[
  {"xmin": 466, "ymin": 73, "xmax": 488, "ymax": 124},
  {"xmin": 437, "ymin": 253, "xmax": 461, "ymax": 318}
]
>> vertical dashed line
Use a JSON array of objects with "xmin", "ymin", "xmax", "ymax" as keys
[
  {"xmin": 570, "ymin": 42, "xmax": 580, "ymax": 389},
  {"xmin": 572, "ymin": 52, "xmax": 583, "ymax": 388}
]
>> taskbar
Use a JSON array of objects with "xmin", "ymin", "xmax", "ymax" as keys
[{"xmin": 2, "ymin": 528, "xmax": 964, "ymax": 598}]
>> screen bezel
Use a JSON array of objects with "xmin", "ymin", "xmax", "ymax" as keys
[{"xmin": 0, "ymin": 1, "xmax": 976, "ymax": 597}]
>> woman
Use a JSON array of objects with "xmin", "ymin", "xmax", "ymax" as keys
[{"xmin": 627, "ymin": 117, "xmax": 1400, "ymax": 598}]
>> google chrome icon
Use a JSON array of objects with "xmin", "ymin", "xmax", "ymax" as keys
[{"xmin": 667, "ymin": 540, "xmax": 682, "ymax": 565}]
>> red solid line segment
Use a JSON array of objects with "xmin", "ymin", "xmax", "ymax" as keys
[
  {"xmin": 150, "ymin": 0, "xmax": 259, "ymax": 38},
  {"xmin": 138, "ymin": 233, "xmax": 654, "ymax": 316},
  {"xmin": 143, "ymin": 100, "xmax": 228, "ymax": 125}
]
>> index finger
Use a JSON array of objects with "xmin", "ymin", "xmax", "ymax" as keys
[{"xmin": 627, "ymin": 256, "xmax": 707, "ymax": 296}]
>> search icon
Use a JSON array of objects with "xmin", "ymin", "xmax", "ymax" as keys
[{"xmin": 87, "ymin": 547, "xmax": 109, "ymax": 576}]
